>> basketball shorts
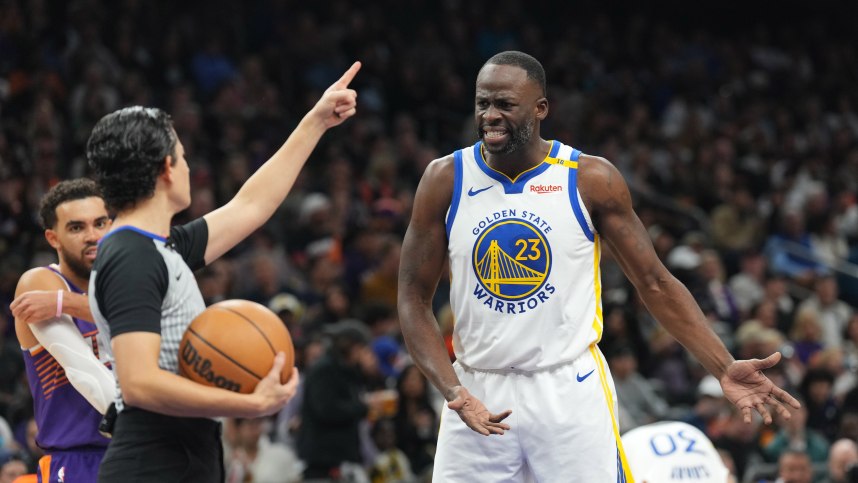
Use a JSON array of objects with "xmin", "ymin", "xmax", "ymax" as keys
[
  {"xmin": 97, "ymin": 407, "xmax": 224, "ymax": 483},
  {"xmin": 433, "ymin": 345, "xmax": 633, "ymax": 483},
  {"xmin": 38, "ymin": 448, "xmax": 105, "ymax": 483}
]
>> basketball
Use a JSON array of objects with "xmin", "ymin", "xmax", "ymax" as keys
[{"xmin": 178, "ymin": 299, "xmax": 294, "ymax": 394}]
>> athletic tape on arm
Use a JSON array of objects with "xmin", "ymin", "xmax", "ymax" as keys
[{"xmin": 30, "ymin": 315, "xmax": 116, "ymax": 414}]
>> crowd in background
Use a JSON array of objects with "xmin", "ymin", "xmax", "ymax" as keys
[{"xmin": 1, "ymin": 0, "xmax": 858, "ymax": 482}]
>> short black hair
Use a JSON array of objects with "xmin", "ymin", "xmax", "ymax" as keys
[
  {"xmin": 38, "ymin": 178, "xmax": 103, "ymax": 230},
  {"xmin": 483, "ymin": 50, "xmax": 547, "ymax": 96},
  {"xmin": 86, "ymin": 106, "xmax": 177, "ymax": 212}
]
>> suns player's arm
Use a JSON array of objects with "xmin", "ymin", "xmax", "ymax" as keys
[
  {"xmin": 13, "ymin": 268, "xmax": 115, "ymax": 414},
  {"xmin": 11, "ymin": 286, "xmax": 93, "ymax": 324},
  {"xmin": 96, "ymin": 228, "xmax": 294, "ymax": 418},
  {"xmin": 201, "ymin": 62, "xmax": 360, "ymax": 264},
  {"xmin": 578, "ymin": 155, "xmax": 735, "ymax": 378},
  {"xmin": 398, "ymin": 157, "xmax": 462, "ymax": 399}
]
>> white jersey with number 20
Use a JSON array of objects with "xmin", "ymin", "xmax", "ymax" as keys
[{"xmin": 622, "ymin": 421, "xmax": 730, "ymax": 483}]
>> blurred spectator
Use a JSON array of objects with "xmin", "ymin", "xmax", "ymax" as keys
[
  {"xmin": 789, "ymin": 308, "xmax": 825, "ymax": 365},
  {"xmin": 393, "ymin": 365, "xmax": 437, "ymax": 477},
  {"xmin": 728, "ymin": 251, "xmax": 768, "ymax": 319},
  {"xmin": 826, "ymin": 438, "xmax": 858, "ymax": 483},
  {"xmin": 0, "ymin": 454, "xmax": 26, "ymax": 483},
  {"xmin": 797, "ymin": 276, "xmax": 854, "ymax": 349},
  {"xmin": 775, "ymin": 450, "xmax": 813, "ymax": 483},
  {"xmin": 712, "ymin": 408, "xmax": 764, "ymax": 479},
  {"xmin": 799, "ymin": 369, "xmax": 841, "ymax": 443},
  {"xmin": 269, "ymin": 292, "xmax": 307, "ymax": 342},
  {"xmin": 362, "ymin": 304, "xmax": 406, "ymax": 382},
  {"xmin": 764, "ymin": 210, "xmax": 824, "ymax": 285},
  {"xmin": 762, "ymin": 400, "xmax": 829, "ymax": 464},
  {"xmin": 710, "ymin": 186, "xmax": 764, "ymax": 267},
  {"xmin": 223, "ymin": 417, "xmax": 303, "ymax": 483},
  {"xmin": 360, "ymin": 237, "xmax": 401, "ymax": 310},
  {"xmin": 608, "ymin": 344, "xmax": 669, "ymax": 432},
  {"xmin": 682, "ymin": 375, "xmax": 729, "ymax": 437},
  {"xmin": 367, "ymin": 418, "xmax": 414, "ymax": 483},
  {"xmin": 696, "ymin": 249, "xmax": 741, "ymax": 327},
  {"xmin": 297, "ymin": 319, "xmax": 378, "ymax": 481}
]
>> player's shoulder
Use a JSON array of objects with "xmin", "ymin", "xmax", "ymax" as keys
[
  {"xmin": 423, "ymin": 154, "xmax": 456, "ymax": 182},
  {"xmin": 577, "ymin": 153, "xmax": 620, "ymax": 181},
  {"xmin": 15, "ymin": 266, "xmax": 65, "ymax": 294}
]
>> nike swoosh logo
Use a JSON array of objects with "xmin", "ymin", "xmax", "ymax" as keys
[
  {"xmin": 468, "ymin": 185, "xmax": 492, "ymax": 196},
  {"xmin": 576, "ymin": 369, "xmax": 595, "ymax": 382}
]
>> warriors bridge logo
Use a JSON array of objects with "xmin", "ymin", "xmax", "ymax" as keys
[{"xmin": 472, "ymin": 217, "xmax": 555, "ymax": 313}]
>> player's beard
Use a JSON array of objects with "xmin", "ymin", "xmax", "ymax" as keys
[
  {"xmin": 482, "ymin": 117, "xmax": 536, "ymax": 155},
  {"xmin": 60, "ymin": 245, "xmax": 93, "ymax": 282}
]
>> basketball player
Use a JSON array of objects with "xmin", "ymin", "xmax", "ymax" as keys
[
  {"xmin": 11, "ymin": 179, "xmax": 117, "ymax": 483},
  {"xmin": 397, "ymin": 51, "xmax": 800, "ymax": 482},
  {"xmin": 622, "ymin": 421, "xmax": 732, "ymax": 483},
  {"xmin": 85, "ymin": 62, "xmax": 360, "ymax": 482}
]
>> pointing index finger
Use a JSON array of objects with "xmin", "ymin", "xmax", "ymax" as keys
[{"xmin": 331, "ymin": 61, "xmax": 362, "ymax": 90}]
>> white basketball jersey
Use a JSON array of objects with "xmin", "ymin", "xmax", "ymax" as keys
[
  {"xmin": 446, "ymin": 140, "xmax": 602, "ymax": 371},
  {"xmin": 622, "ymin": 421, "xmax": 730, "ymax": 483}
]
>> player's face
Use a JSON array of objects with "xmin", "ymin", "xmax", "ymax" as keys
[
  {"xmin": 47, "ymin": 197, "xmax": 111, "ymax": 280},
  {"xmin": 474, "ymin": 64, "xmax": 547, "ymax": 155}
]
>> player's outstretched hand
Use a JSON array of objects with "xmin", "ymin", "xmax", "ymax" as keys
[
  {"xmin": 720, "ymin": 352, "xmax": 801, "ymax": 425},
  {"xmin": 311, "ymin": 61, "xmax": 361, "ymax": 129},
  {"xmin": 251, "ymin": 352, "xmax": 299, "ymax": 417},
  {"xmin": 447, "ymin": 386, "xmax": 511, "ymax": 436},
  {"xmin": 11, "ymin": 290, "xmax": 61, "ymax": 324}
]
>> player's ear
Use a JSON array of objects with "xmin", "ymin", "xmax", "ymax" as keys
[
  {"xmin": 45, "ymin": 229, "xmax": 60, "ymax": 250},
  {"xmin": 536, "ymin": 97, "xmax": 548, "ymax": 121}
]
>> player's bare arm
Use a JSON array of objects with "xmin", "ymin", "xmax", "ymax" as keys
[
  {"xmin": 12, "ymin": 287, "xmax": 93, "ymax": 325},
  {"xmin": 203, "ymin": 62, "xmax": 361, "ymax": 264},
  {"xmin": 398, "ymin": 156, "xmax": 511, "ymax": 436},
  {"xmin": 578, "ymin": 154, "xmax": 800, "ymax": 423},
  {"xmin": 112, "ymin": 331, "xmax": 298, "ymax": 418}
]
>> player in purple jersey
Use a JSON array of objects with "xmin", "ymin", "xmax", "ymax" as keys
[{"xmin": 11, "ymin": 179, "xmax": 116, "ymax": 483}]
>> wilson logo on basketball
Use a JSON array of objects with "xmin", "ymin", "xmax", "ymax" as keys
[
  {"xmin": 180, "ymin": 340, "xmax": 242, "ymax": 392},
  {"xmin": 529, "ymin": 184, "xmax": 562, "ymax": 194}
]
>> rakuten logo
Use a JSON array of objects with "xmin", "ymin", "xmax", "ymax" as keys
[{"xmin": 529, "ymin": 184, "xmax": 563, "ymax": 194}]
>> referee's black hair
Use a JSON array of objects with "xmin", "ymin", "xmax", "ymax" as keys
[{"xmin": 86, "ymin": 106, "xmax": 177, "ymax": 212}]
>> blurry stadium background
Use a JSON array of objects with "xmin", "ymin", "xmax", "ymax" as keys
[{"xmin": 1, "ymin": 1, "xmax": 857, "ymax": 482}]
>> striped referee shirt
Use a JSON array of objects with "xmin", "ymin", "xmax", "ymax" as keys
[{"xmin": 89, "ymin": 219, "xmax": 208, "ymax": 411}]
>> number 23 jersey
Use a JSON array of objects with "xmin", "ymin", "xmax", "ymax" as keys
[{"xmin": 446, "ymin": 140, "xmax": 602, "ymax": 372}]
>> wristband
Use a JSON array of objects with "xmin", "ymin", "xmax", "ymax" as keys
[{"xmin": 56, "ymin": 290, "xmax": 63, "ymax": 318}]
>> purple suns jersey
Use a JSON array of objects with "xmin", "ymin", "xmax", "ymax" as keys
[{"xmin": 21, "ymin": 266, "xmax": 110, "ymax": 451}]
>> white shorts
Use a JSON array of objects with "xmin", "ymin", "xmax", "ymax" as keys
[{"xmin": 433, "ymin": 345, "xmax": 633, "ymax": 483}]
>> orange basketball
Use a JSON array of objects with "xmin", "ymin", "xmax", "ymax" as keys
[{"xmin": 178, "ymin": 299, "xmax": 294, "ymax": 394}]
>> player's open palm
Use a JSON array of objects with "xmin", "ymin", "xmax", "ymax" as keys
[
  {"xmin": 312, "ymin": 61, "xmax": 361, "ymax": 128},
  {"xmin": 447, "ymin": 386, "xmax": 511, "ymax": 436},
  {"xmin": 252, "ymin": 352, "xmax": 300, "ymax": 416},
  {"xmin": 720, "ymin": 352, "xmax": 801, "ymax": 425}
]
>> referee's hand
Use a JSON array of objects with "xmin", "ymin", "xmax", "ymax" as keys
[
  {"xmin": 447, "ymin": 386, "xmax": 511, "ymax": 436},
  {"xmin": 252, "ymin": 352, "xmax": 299, "ymax": 416}
]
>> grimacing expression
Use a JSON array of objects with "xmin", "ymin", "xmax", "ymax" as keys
[
  {"xmin": 47, "ymin": 197, "xmax": 111, "ymax": 280},
  {"xmin": 474, "ymin": 64, "xmax": 546, "ymax": 155}
]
